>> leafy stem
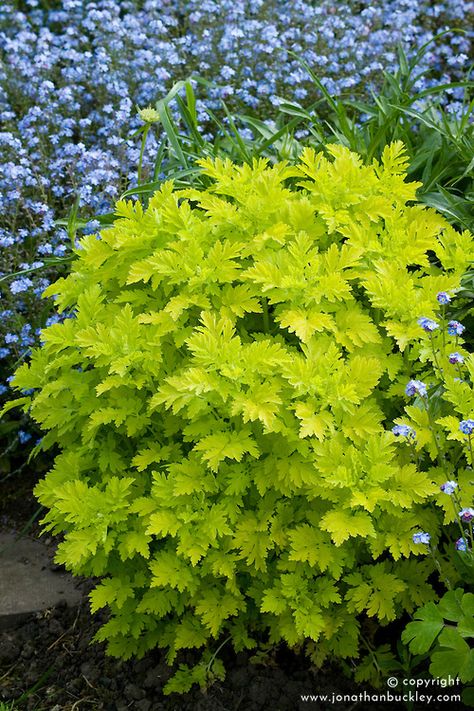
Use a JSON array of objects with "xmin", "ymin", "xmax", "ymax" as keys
[
  {"xmin": 428, "ymin": 544, "xmax": 452, "ymax": 590},
  {"xmin": 205, "ymin": 636, "xmax": 231, "ymax": 673},
  {"xmin": 468, "ymin": 522, "xmax": 474, "ymax": 552},
  {"xmin": 138, "ymin": 124, "xmax": 151, "ymax": 184},
  {"xmin": 451, "ymin": 493, "xmax": 470, "ymax": 553},
  {"xmin": 429, "ymin": 332, "xmax": 443, "ymax": 380},
  {"xmin": 359, "ymin": 634, "xmax": 382, "ymax": 675},
  {"xmin": 440, "ymin": 303, "xmax": 447, "ymax": 351},
  {"xmin": 422, "ymin": 396, "xmax": 446, "ymax": 469},
  {"xmin": 467, "ymin": 433, "xmax": 474, "ymax": 470}
]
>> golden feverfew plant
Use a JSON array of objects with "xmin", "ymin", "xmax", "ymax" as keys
[{"xmin": 5, "ymin": 142, "xmax": 474, "ymax": 692}]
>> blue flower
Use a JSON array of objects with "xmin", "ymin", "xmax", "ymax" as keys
[
  {"xmin": 413, "ymin": 531, "xmax": 431, "ymax": 545},
  {"xmin": 18, "ymin": 430, "xmax": 32, "ymax": 444},
  {"xmin": 447, "ymin": 320, "xmax": 465, "ymax": 336},
  {"xmin": 405, "ymin": 380, "xmax": 428, "ymax": 398},
  {"xmin": 417, "ymin": 317, "xmax": 439, "ymax": 332},
  {"xmin": 9, "ymin": 277, "xmax": 34, "ymax": 294},
  {"xmin": 459, "ymin": 420, "xmax": 474, "ymax": 435},
  {"xmin": 82, "ymin": 219, "xmax": 101, "ymax": 235},
  {"xmin": 436, "ymin": 291, "xmax": 451, "ymax": 304},
  {"xmin": 392, "ymin": 424, "xmax": 416, "ymax": 438},
  {"xmin": 449, "ymin": 352, "xmax": 464, "ymax": 364},
  {"xmin": 440, "ymin": 481, "xmax": 458, "ymax": 495},
  {"xmin": 455, "ymin": 537, "xmax": 468, "ymax": 552},
  {"xmin": 459, "ymin": 508, "xmax": 474, "ymax": 522}
]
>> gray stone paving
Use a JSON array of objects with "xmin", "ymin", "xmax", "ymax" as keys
[{"xmin": 0, "ymin": 532, "xmax": 83, "ymax": 629}]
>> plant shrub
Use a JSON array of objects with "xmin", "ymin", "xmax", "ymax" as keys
[{"xmin": 9, "ymin": 143, "xmax": 474, "ymax": 689}]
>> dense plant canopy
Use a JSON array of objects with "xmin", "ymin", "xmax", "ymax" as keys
[{"xmin": 8, "ymin": 143, "xmax": 474, "ymax": 690}]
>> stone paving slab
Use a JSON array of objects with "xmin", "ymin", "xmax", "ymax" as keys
[{"xmin": 0, "ymin": 532, "xmax": 83, "ymax": 630}]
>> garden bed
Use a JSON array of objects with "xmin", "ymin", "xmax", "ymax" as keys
[{"xmin": 1, "ymin": 4, "xmax": 473, "ymax": 710}]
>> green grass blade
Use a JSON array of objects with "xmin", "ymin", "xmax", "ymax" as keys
[
  {"xmin": 157, "ymin": 103, "xmax": 189, "ymax": 170},
  {"xmin": 152, "ymin": 138, "xmax": 167, "ymax": 181}
]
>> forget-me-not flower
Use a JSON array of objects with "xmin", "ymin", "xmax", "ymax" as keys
[
  {"xmin": 418, "ymin": 317, "xmax": 439, "ymax": 332},
  {"xmin": 447, "ymin": 321, "xmax": 465, "ymax": 336},
  {"xmin": 459, "ymin": 420, "xmax": 474, "ymax": 436},
  {"xmin": 440, "ymin": 481, "xmax": 458, "ymax": 495},
  {"xmin": 405, "ymin": 380, "xmax": 428, "ymax": 398},
  {"xmin": 436, "ymin": 291, "xmax": 451, "ymax": 304}
]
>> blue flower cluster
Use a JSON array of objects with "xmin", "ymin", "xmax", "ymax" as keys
[
  {"xmin": 436, "ymin": 291, "xmax": 451, "ymax": 305},
  {"xmin": 392, "ymin": 424, "xmax": 416, "ymax": 438},
  {"xmin": 418, "ymin": 317, "xmax": 439, "ymax": 332},
  {"xmin": 405, "ymin": 379, "xmax": 428, "ymax": 398},
  {"xmin": 459, "ymin": 420, "xmax": 474, "ymax": 436},
  {"xmin": 187, "ymin": 0, "xmax": 472, "ymax": 110},
  {"xmin": 399, "ymin": 293, "xmax": 474, "ymax": 558},
  {"xmin": 440, "ymin": 481, "xmax": 458, "ymax": 495},
  {"xmin": 412, "ymin": 485, "xmax": 474, "ymax": 554},
  {"xmin": 0, "ymin": 0, "xmax": 472, "ymax": 397},
  {"xmin": 447, "ymin": 320, "xmax": 465, "ymax": 336},
  {"xmin": 459, "ymin": 507, "xmax": 474, "ymax": 522}
]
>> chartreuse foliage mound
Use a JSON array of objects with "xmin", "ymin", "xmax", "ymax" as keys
[{"xmin": 9, "ymin": 143, "xmax": 474, "ymax": 691}]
